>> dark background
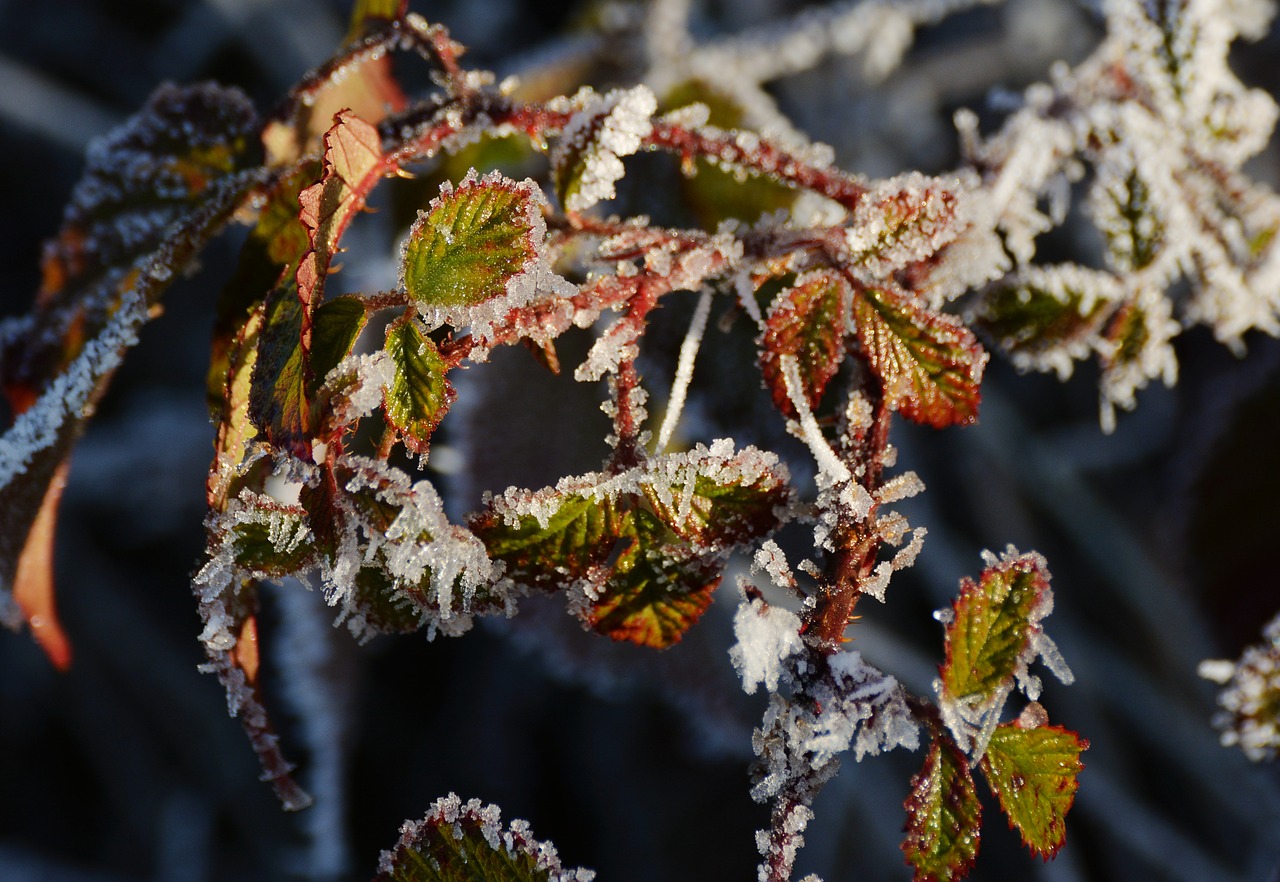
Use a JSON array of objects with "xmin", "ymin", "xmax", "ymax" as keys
[{"xmin": 3, "ymin": 1, "xmax": 1280, "ymax": 880}]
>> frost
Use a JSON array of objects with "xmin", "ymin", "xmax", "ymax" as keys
[
  {"xmin": 404, "ymin": 170, "xmax": 578, "ymax": 351},
  {"xmin": 730, "ymin": 595, "xmax": 804, "ymax": 694},
  {"xmin": 1200, "ymin": 610, "xmax": 1280, "ymax": 761},
  {"xmin": 556, "ymin": 85, "xmax": 657, "ymax": 213},
  {"xmin": 656, "ymin": 288, "xmax": 714, "ymax": 450},
  {"xmin": 0, "ymin": 289, "xmax": 146, "ymax": 490},
  {"xmin": 377, "ymin": 792, "xmax": 596, "ymax": 881}
]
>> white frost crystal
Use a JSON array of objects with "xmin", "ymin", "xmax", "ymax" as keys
[
  {"xmin": 1200, "ymin": 610, "xmax": 1280, "ymax": 761},
  {"xmin": 731, "ymin": 596, "xmax": 804, "ymax": 695},
  {"xmin": 555, "ymin": 85, "xmax": 657, "ymax": 213}
]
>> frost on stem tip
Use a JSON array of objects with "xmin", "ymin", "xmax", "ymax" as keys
[
  {"xmin": 1199, "ymin": 609, "xmax": 1280, "ymax": 761},
  {"xmin": 553, "ymin": 85, "xmax": 657, "ymax": 214}
]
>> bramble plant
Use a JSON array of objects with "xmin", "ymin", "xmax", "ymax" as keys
[{"xmin": 2, "ymin": 0, "xmax": 1279, "ymax": 879}]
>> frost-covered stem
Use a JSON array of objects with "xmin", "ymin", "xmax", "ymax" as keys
[
  {"xmin": 611, "ymin": 360, "xmax": 647, "ymax": 470},
  {"xmin": 762, "ymin": 793, "xmax": 807, "ymax": 882},
  {"xmin": 647, "ymin": 121, "xmax": 867, "ymax": 211},
  {"xmin": 200, "ymin": 600, "xmax": 313, "ymax": 812},
  {"xmin": 806, "ymin": 369, "xmax": 892, "ymax": 651}
]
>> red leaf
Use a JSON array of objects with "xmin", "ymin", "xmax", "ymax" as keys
[
  {"xmin": 759, "ymin": 270, "xmax": 851, "ymax": 418},
  {"xmin": 851, "ymin": 284, "xmax": 986, "ymax": 428}
]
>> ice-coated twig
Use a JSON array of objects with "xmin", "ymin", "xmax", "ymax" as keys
[{"xmin": 656, "ymin": 287, "xmax": 714, "ymax": 451}]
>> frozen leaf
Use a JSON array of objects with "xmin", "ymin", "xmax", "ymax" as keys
[
  {"xmin": 375, "ymin": 793, "xmax": 595, "ymax": 882},
  {"xmin": 220, "ymin": 492, "xmax": 317, "ymax": 579},
  {"xmin": 473, "ymin": 442, "xmax": 792, "ymax": 647},
  {"xmin": 401, "ymin": 171, "xmax": 569, "ymax": 345},
  {"xmin": 937, "ymin": 550, "xmax": 1072, "ymax": 759},
  {"xmin": 979, "ymin": 723, "xmax": 1087, "ymax": 858},
  {"xmin": 845, "ymin": 173, "xmax": 960, "ymax": 275},
  {"xmin": 554, "ymin": 85, "xmax": 656, "ymax": 213},
  {"xmin": 941, "ymin": 553, "xmax": 1053, "ymax": 701},
  {"xmin": 329, "ymin": 457, "xmax": 501, "ymax": 641},
  {"xmin": 2, "ymin": 83, "xmax": 260, "ymax": 636},
  {"xmin": 1091, "ymin": 165, "xmax": 1163, "ymax": 273},
  {"xmin": 760, "ymin": 271, "xmax": 850, "ymax": 418},
  {"xmin": 383, "ymin": 317, "xmax": 454, "ymax": 456},
  {"xmin": 902, "ymin": 737, "xmax": 981, "ymax": 882},
  {"xmin": 851, "ymin": 284, "xmax": 986, "ymax": 428},
  {"xmin": 976, "ymin": 267, "xmax": 1116, "ymax": 380}
]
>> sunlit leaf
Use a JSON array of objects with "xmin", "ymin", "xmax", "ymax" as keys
[
  {"xmin": 472, "ymin": 442, "xmax": 791, "ymax": 647},
  {"xmin": 401, "ymin": 170, "xmax": 544, "ymax": 310},
  {"xmin": 941, "ymin": 553, "xmax": 1052, "ymax": 701},
  {"xmin": 759, "ymin": 270, "xmax": 850, "ymax": 418},
  {"xmin": 980, "ymin": 722, "xmax": 1087, "ymax": 858},
  {"xmin": 902, "ymin": 736, "xmax": 982, "ymax": 882},
  {"xmin": 375, "ymin": 793, "xmax": 593, "ymax": 882},
  {"xmin": 383, "ymin": 317, "xmax": 454, "ymax": 455},
  {"xmin": 297, "ymin": 111, "xmax": 385, "ymax": 314},
  {"xmin": 851, "ymin": 283, "xmax": 985, "ymax": 428}
]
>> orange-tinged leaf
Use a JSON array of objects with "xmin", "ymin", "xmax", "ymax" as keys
[
  {"xmin": 851, "ymin": 283, "xmax": 986, "ymax": 428},
  {"xmin": 760, "ymin": 270, "xmax": 850, "ymax": 418},
  {"xmin": 980, "ymin": 722, "xmax": 1087, "ymax": 858},
  {"xmin": 13, "ymin": 460, "xmax": 71, "ymax": 670}
]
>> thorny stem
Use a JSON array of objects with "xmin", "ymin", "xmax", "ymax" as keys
[{"xmin": 805, "ymin": 362, "xmax": 892, "ymax": 652}]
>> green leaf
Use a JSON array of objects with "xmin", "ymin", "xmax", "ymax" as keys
[
  {"xmin": 375, "ymin": 793, "xmax": 593, "ymax": 882},
  {"xmin": 980, "ymin": 723, "xmax": 1087, "ymax": 858},
  {"xmin": 324, "ymin": 459, "xmax": 501, "ymax": 640},
  {"xmin": 759, "ymin": 271, "xmax": 850, "ymax": 418},
  {"xmin": 471, "ymin": 443, "xmax": 792, "ymax": 648},
  {"xmin": 248, "ymin": 287, "xmax": 310, "ymax": 450},
  {"xmin": 208, "ymin": 162, "xmax": 317, "ymax": 414},
  {"xmin": 941, "ymin": 553, "xmax": 1052, "ymax": 701},
  {"xmin": 384, "ymin": 317, "xmax": 454, "ymax": 455},
  {"xmin": 401, "ymin": 170, "xmax": 544, "ymax": 310},
  {"xmin": 902, "ymin": 737, "xmax": 982, "ymax": 882},
  {"xmin": 310, "ymin": 295, "xmax": 370, "ymax": 393},
  {"xmin": 851, "ymin": 284, "xmax": 986, "ymax": 428},
  {"xmin": 976, "ymin": 273, "xmax": 1112, "ymax": 366},
  {"xmin": 223, "ymin": 494, "xmax": 317, "ymax": 578}
]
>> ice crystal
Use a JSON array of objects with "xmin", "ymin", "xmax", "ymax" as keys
[
  {"xmin": 1200, "ymin": 610, "xmax": 1280, "ymax": 761},
  {"xmin": 555, "ymin": 85, "xmax": 657, "ymax": 213},
  {"xmin": 730, "ymin": 594, "xmax": 804, "ymax": 695}
]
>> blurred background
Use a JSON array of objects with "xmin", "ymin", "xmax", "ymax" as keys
[{"xmin": 2, "ymin": 0, "xmax": 1280, "ymax": 880}]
